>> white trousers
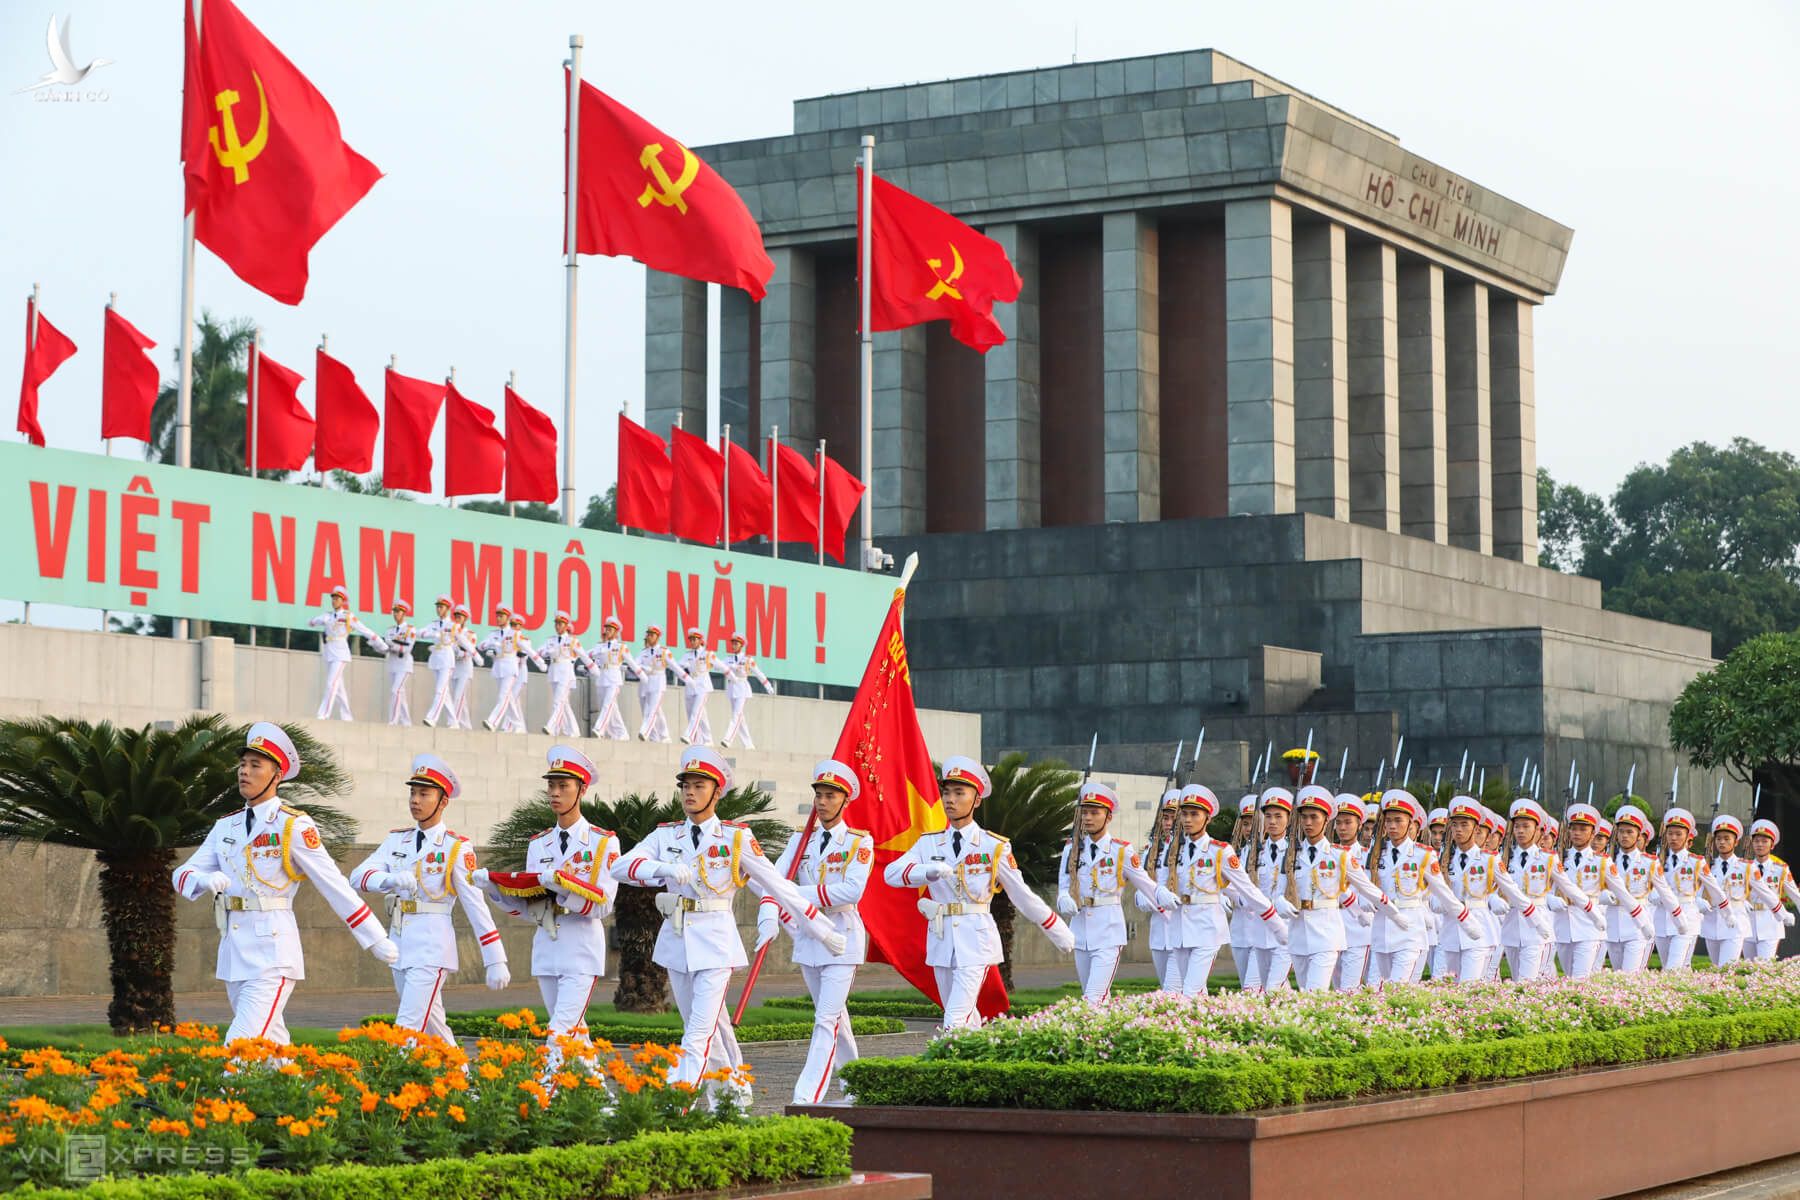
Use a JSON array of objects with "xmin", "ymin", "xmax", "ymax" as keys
[
  {"xmin": 722, "ymin": 692, "xmax": 756, "ymax": 749},
  {"xmin": 1505, "ymin": 942, "xmax": 1549, "ymax": 982},
  {"xmin": 1242, "ymin": 945, "xmax": 1290, "ymax": 991},
  {"xmin": 1370, "ymin": 948, "xmax": 1420, "ymax": 986},
  {"xmin": 1607, "ymin": 938, "xmax": 1651, "ymax": 973},
  {"xmin": 224, "ymin": 974, "xmax": 296, "ymax": 1045},
  {"xmin": 1334, "ymin": 946, "xmax": 1370, "ymax": 991},
  {"xmin": 1409, "ymin": 943, "xmax": 1431, "ymax": 982},
  {"xmin": 682, "ymin": 690, "xmax": 713, "ymax": 745},
  {"xmin": 449, "ymin": 667, "xmax": 475, "ymax": 728},
  {"xmin": 386, "ymin": 666, "xmax": 412, "ymax": 726},
  {"xmin": 1706, "ymin": 935, "xmax": 1745, "ymax": 966},
  {"xmin": 316, "ymin": 659, "xmax": 351, "ymax": 721},
  {"xmin": 1483, "ymin": 949, "xmax": 1504, "ymax": 981},
  {"xmin": 638, "ymin": 682, "xmax": 672, "ymax": 741},
  {"xmin": 424, "ymin": 664, "xmax": 456, "ymax": 725},
  {"xmin": 1149, "ymin": 948, "xmax": 1169, "ymax": 987},
  {"xmin": 1556, "ymin": 939, "xmax": 1602, "ymax": 979},
  {"xmin": 1655, "ymin": 933, "xmax": 1698, "ymax": 971},
  {"xmin": 794, "ymin": 963, "xmax": 858, "ymax": 1104},
  {"xmin": 1289, "ymin": 950, "xmax": 1339, "ymax": 992},
  {"xmin": 546, "ymin": 678, "xmax": 581, "ymax": 737},
  {"xmin": 1179, "ymin": 943, "xmax": 1223, "ymax": 994},
  {"xmin": 486, "ymin": 673, "xmax": 526, "ymax": 732},
  {"xmin": 591, "ymin": 680, "xmax": 628, "ymax": 739},
  {"xmin": 667, "ymin": 966, "xmax": 738, "ymax": 1089},
  {"xmin": 935, "ymin": 965, "xmax": 988, "ymax": 1030},
  {"xmin": 1073, "ymin": 944, "xmax": 1123, "ymax": 1003},
  {"xmin": 392, "ymin": 965, "xmax": 452, "ymax": 1044},
  {"xmin": 536, "ymin": 973, "xmax": 599, "ymax": 1074},
  {"xmin": 1750, "ymin": 937, "xmax": 1781, "ymax": 961},
  {"xmin": 1430, "ymin": 945, "xmax": 1491, "ymax": 984}
]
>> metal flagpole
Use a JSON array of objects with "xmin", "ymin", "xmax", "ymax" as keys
[
  {"xmin": 249, "ymin": 327, "xmax": 261, "ymax": 481},
  {"xmin": 172, "ymin": 0, "xmax": 203, "ymax": 642},
  {"xmin": 857, "ymin": 135, "xmax": 875, "ymax": 572},
  {"xmin": 444, "ymin": 366, "xmax": 455, "ymax": 506},
  {"xmin": 768, "ymin": 425, "xmax": 780, "ymax": 558},
  {"xmin": 560, "ymin": 34, "xmax": 583, "ymax": 527},
  {"xmin": 24, "ymin": 284, "xmax": 39, "ymax": 626},
  {"xmin": 816, "ymin": 438, "xmax": 827, "ymax": 567},
  {"xmin": 104, "ymin": 292, "xmax": 117, "ymax": 459},
  {"xmin": 508, "ymin": 370, "xmax": 517, "ymax": 518},
  {"xmin": 720, "ymin": 424, "xmax": 732, "ymax": 549}
]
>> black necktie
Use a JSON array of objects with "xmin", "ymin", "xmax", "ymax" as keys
[
  {"xmin": 1307, "ymin": 844, "xmax": 1316, "ymax": 862},
  {"xmin": 952, "ymin": 831, "xmax": 963, "ymax": 857},
  {"xmin": 1458, "ymin": 851, "xmax": 1466, "ymax": 872},
  {"xmin": 691, "ymin": 824, "xmax": 702, "ymax": 849},
  {"xmin": 416, "ymin": 830, "xmax": 424, "ymax": 852},
  {"xmin": 1386, "ymin": 845, "xmax": 1397, "ymax": 865},
  {"xmin": 1186, "ymin": 840, "xmax": 1196, "ymax": 861},
  {"xmin": 818, "ymin": 829, "xmax": 829, "ymax": 856},
  {"xmin": 1085, "ymin": 841, "xmax": 1096, "ymax": 862},
  {"xmin": 559, "ymin": 829, "xmax": 569, "ymax": 855},
  {"xmin": 1514, "ymin": 850, "xmax": 1524, "ymax": 868},
  {"xmin": 245, "ymin": 809, "xmax": 253, "ymax": 834}
]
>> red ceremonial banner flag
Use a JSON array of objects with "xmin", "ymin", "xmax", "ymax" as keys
[
  {"xmin": 382, "ymin": 369, "xmax": 444, "ymax": 494},
  {"xmin": 312, "ymin": 349, "xmax": 378, "ymax": 473},
  {"xmin": 245, "ymin": 346, "xmax": 313, "ymax": 472},
  {"xmin": 725, "ymin": 438, "xmax": 772, "ymax": 543},
  {"xmin": 669, "ymin": 425, "xmax": 723, "ymax": 544},
  {"xmin": 100, "ymin": 307, "xmax": 159, "ymax": 443},
  {"xmin": 444, "ymin": 382, "xmax": 504, "ymax": 498},
  {"xmin": 567, "ymin": 72, "xmax": 774, "ymax": 300},
  {"xmin": 833, "ymin": 589, "xmax": 1008, "ymax": 1018},
  {"xmin": 616, "ymin": 414, "xmax": 673, "ymax": 534},
  {"xmin": 858, "ymin": 168, "xmax": 1021, "ymax": 353},
  {"xmin": 503, "ymin": 386, "xmax": 558, "ymax": 504},
  {"xmin": 16, "ymin": 301, "xmax": 76, "ymax": 448},
  {"xmin": 772, "ymin": 439, "xmax": 820, "ymax": 551},
  {"xmin": 819, "ymin": 453, "xmax": 867, "ymax": 564},
  {"xmin": 181, "ymin": 0, "xmax": 381, "ymax": 304}
]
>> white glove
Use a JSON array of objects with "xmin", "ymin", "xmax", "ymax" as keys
[
  {"xmin": 1055, "ymin": 891, "xmax": 1076, "ymax": 916},
  {"xmin": 1783, "ymin": 910, "xmax": 1796, "ymax": 929},
  {"xmin": 1386, "ymin": 902, "xmax": 1413, "ymax": 931},
  {"xmin": 1274, "ymin": 896, "xmax": 1298, "ymax": 920},
  {"xmin": 468, "ymin": 868, "xmax": 490, "ymax": 887},
  {"xmin": 755, "ymin": 917, "xmax": 781, "ymax": 951},
  {"xmin": 206, "ymin": 872, "xmax": 234, "ymax": 895},
  {"xmin": 1546, "ymin": 895, "xmax": 1567, "ymax": 912},
  {"xmin": 922, "ymin": 862, "xmax": 951, "ymax": 882},
  {"xmin": 1529, "ymin": 907, "xmax": 1554, "ymax": 941},
  {"xmin": 820, "ymin": 931, "xmax": 848, "ymax": 957},
  {"xmin": 485, "ymin": 962, "xmax": 511, "ymax": 991},
  {"xmin": 1267, "ymin": 915, "xmax": 1290, "ymax": 946},
  {"xmin": 1355, "ymin": 905, "xmax": 1374, "ymax": 928},
  {"xmin": 656, "ymin": 863, "xmax": 694, "ymax": 887},
  {"xmin": 1154, "ymin": 886, "xmax": 1179, "ymax": 911},
  {"xmin": 1487, "ymin": 895, "xmax": 1509, "ymax": 915},
  {"xmin": 1582, "ymin": 902, "xmax": 1607, "ymax": 934},
  {"xmin": 1046, "ymin": 919, "xmax": 1075, "ymax": 954},
  {"xmin": 916, "ymin": 897, "xmax": 938, "ymax": 919},
  {"xmin": 369, "ymin": 937, "xmax": 400, "ymax": 964},
  {"xmin": 1633, "ymin": 908, "xmax": 1655, "ymax": 940},
  {"xmin": 539, "ymin": 871, "xmax": 565, "ymax": 894},
  {"xmin": 1457, "ymin": 909, "xmax": 1484, "ymax": 942},
  {"xmin": 765, "ymin": 681, "xmax": 778, "ymax": 696},
  {"xmin": 388, "ymin": 873, "xmax": 420, "ymax": 899}
]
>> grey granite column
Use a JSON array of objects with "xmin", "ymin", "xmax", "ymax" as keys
[
  {"xmin": 1102, "ymin": 212, "xmax": 1160, "ymax": 523},
  {"xmin": 1346, "ymin": 241, "xmax": 1399, "ymax": 532},
  {"xmin": 872, "ymin": 327, "xmax": 927, "ymax": 536},
  {"xmin": 719, "ymin": 288, "xmax": 754, "ymax": 451},
  {"xmin": 759, "ymin": 247, "xmax": 816, "ymax": 446},
  {"xmin": 1445, "ymin": 276, "xmax": 1492, "ymax": 554},
  {"xmin": 1490, "ymin": 294, "xmax": 1538, "ymax": 565},
  {"xmin": 985, "ymin": 223, "xmax": 1041, "ymax": 530},
  {"xmin": 1223, "ymin": 198, "xmax": 1295, "ymax": 515},
  {"xmin": 1398, "ymin": 258, "xmax": 1447, "ymax": 543},
  {"xmin": 1292, "ymin": 221, "xmax": 1349, "ymax": 522},
  {"xmin": 643, "ymin": 272, "xmax": 706, "ymax": 437}
]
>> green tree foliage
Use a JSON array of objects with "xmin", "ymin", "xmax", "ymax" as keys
[
  {"xmin": 147, "ymin": 312, "xmax": 258, "ymax": 476},
  {"xmin": 1668, "ymin": 632, "xmax": 1800, "ymax": 807}
]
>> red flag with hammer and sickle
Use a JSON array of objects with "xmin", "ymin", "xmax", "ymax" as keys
[
  {"xmin": 182, "ymin": 0, "xmax": 381, "ymax": 304},
  {"xmin": 858, "ymin": 168, "xmax": 1021, "ymax": 353},
  {"xmin": 567, "ymin": 73, "xmax": 774, "ymax": 300}
]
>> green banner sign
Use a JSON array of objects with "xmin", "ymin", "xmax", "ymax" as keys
[{"xmin": 3, "ymin": 444, "xmax": 895, "ymax": 686}]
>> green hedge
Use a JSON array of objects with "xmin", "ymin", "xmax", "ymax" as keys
[
  {"xmin": 839, "ymin": 1006, "xmax": 1800, "ymax": 1114},
  {"xmin": 11, "ymin": 1118, "xmax": 850, "ymax": 1200},
  {"xmin": 359, "ymin": 1012, "xmax": 906, "ymax": 1043},
  {"xmin": 762, "ymin": 996, "xmax": 1051, "ymax": 1021}
]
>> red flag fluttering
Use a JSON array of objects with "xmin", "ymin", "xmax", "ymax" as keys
[
  {"xmin": 245, "ymin": 344, "xmax": 313, "ymax": 472},
  {"xmin": 16, "ymin": 299, "xmax": 76, "ymax": 448},
  {"xmin": 313, "ymin": 349, "xmax": 378, "ymax": 473},
  {"xmin": 504, "ymin": 386, "xmax": 558, "ymax": 505},
  {"xmin": 181, "ymin": 0, "xmax": 381, "ymax": 304},
  {"xmin": 100, "ymin": 307, "xmax": 158, "ymax": 443},
  {"xmin": 383, "ymin": 368, "xmax": 443, "ymax": 493},
  {"xmin": 772, "ymin": 439, "xmax": 820, "ymax": 551},
  {"xmin": 819, "ymin": 454, "xmax": 867, "ymax": 564},
  {"xmin": 669, "ymin": 425, "xmax": 723, "ymax": 544},
  {"xmin": 617, "ymin": 414, "xmax": 672, "ymax": 533},
  {"xmin": 725, "ymin": 438, "xmax": 771, "ymax": 543},
  {"xmin": 444, "ymin": 382, "xmax": 503, "ymax": 498}
]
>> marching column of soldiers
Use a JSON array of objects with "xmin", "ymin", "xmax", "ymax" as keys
[{"xmin": 173, "ymin": 729, "xmax": 1794, "ymax": 1109}]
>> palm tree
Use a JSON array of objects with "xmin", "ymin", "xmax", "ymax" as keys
[
  {"xmin": 487, "ymin": 786, "xmax": 787, "ymax": 1013},
  {"xmin": 974, "ymin": 752, "xmax": 1078, "ymax": 988},
  {"xmin": 0, "ymin": 716, "xmax": 355, "ymax": 1034},
  {"xmin": 147, "ymin": 311, "xmax": 255, "ymax": 475}
]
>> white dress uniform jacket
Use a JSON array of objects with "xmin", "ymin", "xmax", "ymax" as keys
[
  {"xmin": 418, "ymin": 618, "xmax": 460, "ymax": 670},
  {"xmin": 1276, "ymin": 839, "xmax": 1389, "ymax": 957},
  {"xmin": 884, "ymin": 823, "xmax": 1070, "ymax": 967},
  {"xmin": 1556, "ymin": 846, "xmax": 1642, "ymax": 942},
  {"xmin": 351, "ymin": 824, "xmax": 506, "ymax": 973},
  {"xmin": 1606, "ymin": 849, "xmax": 1686, "ymax": 941},
  {"xmin": 1057, "ymin": 833, "xmax": 1164, "ymax": 951},
  {"xmin": 1160, "ymin": 834, "xmax": 1275, "ymax": 947},
  {"xmin": 481, "ymin": 818, "xmax": 621, "ymax": 978},
  {"xmin": 762, "ymin": 824, "xmax": 873, "ymax": 966},
  {"xmin": 1748, "ymin": 856, "xmax": 1800, "ymax": 943},
  {"xmin": 1658, "ymin": 849, "xmax": 1726, "ymax": 937},
  {"xmin": 1370, "ymin": 838, "xmax": 1467, "ymax": 954},
  {"xmin": 308, "ymin": 609, "xmax": 385, "ymax": 661}
]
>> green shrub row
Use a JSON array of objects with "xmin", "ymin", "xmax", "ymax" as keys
[
  {"xmin": 838, "ymin": 1005, "xmax": 1800, "ymax": 1114},
  {"xmin": 356, "ymin": 1012, "xmax": 907, "ymax": 1043},
  {"xmin": 761, "ymin": 996, "xmax": 1050, "ymax": 1021},
  {"xmin": 11, "ymin": 1118, "xmax": 850, "ymax": 1200}
]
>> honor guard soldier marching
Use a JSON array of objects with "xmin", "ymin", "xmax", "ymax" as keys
[
  {"xmin": 1245, "ymin": 788, "xmax": 1296, "ymax": 990},
  {"xmin": 718, "ymin": 632, "xmax": 776, "ymax": 749},
  {"xmin": 678, "ymin": 630, "xmax": 718, "ymax": 745},
  {"xmin": 447, "ymin": 603, "xmax": 480, "ymax": 729},
  {"xmin": 1655, "ymin": 808, "xmax": 1722, "ymax": 971},
  {"xmin": 172, "ymin": 724, "xmax": 399, "ymax": 1044},
  {"xmin": 1227, "ymin": 793, "xmax": 1260, "ymax": 984},
  {"xmin": 471, "ymin": 747, "xmax": 620, "ymax": 1070},
  {"xmin": 350, "ymin": 754, "xmax": 509, "ymax": 1043},
  {"xmin": 1333, "ymin": 794, "xmax": 1375, "ymax": 990},
  {"xmin": 481, "ymin": 610, "xmax": 544, "ymax": 733},
  {"xmin": 884, "ymin": 756, "xmax": 1076, "ymax": 1029},
  {"xmin": 754, "ymin": 759, "xmax": 872, "ymax": 1105},
  {"xmin": 538, "ymin": 610, "xmax": 594, "ymax": 738},
  {"xmin": 1501, "ymin": 797, "xmax": 1596, "ymax": 982},
  {"xmin": 1368, "ymin": 791, "xmax": 1476, "ymax": 985},
  {"xmin": 309, "ymin": 585, "xmax": 386, "ymax": 721},
  {"xmin": 1055, "ymin": 781, "xmax": 1172, "ymax": 1002},
  {"xmin": 1607, "ymin": 806, "xmax": 1695, "ymax": 972},
  {"xmin": 588, "ymin": 615, "xmax": 639, "ymax": 741},
  {"xmin": 1436, "ymin": 796, "xmax": 1550, "ymax": 983},
  {"xmin": 633, "ymin": 624, "xmax": 690, "ymax": 742},
  {"xmin": 1134, "ymin": 789, "xmax": 1182, "ymax": 986},
  {"xmin": 613, "ymin": 747, "xmax": 845, "ymax": 1101},
  {"xmin": 382, "ymin": 600, "xmax": 419, "ymax": 727},
  {"xmin": 1155, "ymin": 785, "xmax": 1285, "ymax": 995},
  {"xmin": 1276, "ymin": 786, "xmax": 1392, "ymax": 991},
  {"xmin": 1746, "ymin": 819, "xmax": 1800, "ymax": 960},
  {"xmin": 1556, "ymin": 803, "xmax": 1647, "ymax": 979},
  {"xmin": 419, "ymin": 595, "xmax": 458, "ymax": 728}
]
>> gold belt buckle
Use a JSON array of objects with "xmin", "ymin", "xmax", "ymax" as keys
[
  {"xmin": 677, "ymin": 897, "xmax": 698, "ymax": 913},
  {"xmin": 401, "ymin": 900, "xmax": 419, "ymax": 914},
  {"xmin": 226, "ymin": 896, "xmax": 247, "ymax": 911},
  {"xmin": 1298, "ymin": 900, "xmax": 1315, "ymax": 911}
]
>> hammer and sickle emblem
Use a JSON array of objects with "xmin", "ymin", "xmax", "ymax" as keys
[
  {"xmin": 209, "ymin": 71, "xmax": 270, "ymax": 186},
  {"xmin": 637, "ymin": 142, "xmax": 700, "ymax": 215},
  {"xmin": 926, "ymin": 243, "xmax": 965, "ymax": 301}
]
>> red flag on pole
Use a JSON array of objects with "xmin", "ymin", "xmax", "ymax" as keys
[
  {"xmin": 17, "ymin": 299, "xmax": 76, "ymax": 447},
  {"xmin": 382, "ymin": 368, "xmax": 443, "ymax": 493},
  {"xmin": 244, "ymin": 346, "xmax": 313, "ymax": 471},
  {"xmin": 858, "ymin": 168, "xmax": 1021, "ymax": 353},
  {"xmin": 504, "ymin": 386, "xmax": 558, "ymax": 504},
  {"xmin": 313, "ymin": 348, "xmax": 378, "ymax": 472},
  {"xmin": 819, "ymin": 452, "xmax": 867, "ymax": 564},
  {"xmin": 567, "ymin": 73, "xmax": 774, "ymax": 299},
  {"xmin": 669, "ymin": 425, "xmax": 724, "ymax": 544},
  {"xmin": 101, "ymin": 307, "xmax": 159, "ymax": 443},
  {"xmin": 181, "ymin": 0, "xmax": 381, "ymax": 304},
  {"xmin": 616, "ymin": 414, "xmax": 673, "ymax": 534},
  {"xmin": 833, "ymin": 588, "xmax": 1007, "ymax": 1017},
  {"xmin": 445, "ymin": 382, "xmax": 504, "ymax": 498},
  {"xmin": 725, "ymin": 439, "xmax": 772, "ymax": 543},
  {"xmin": 773, "ymin": 441, "xmax": 821, "ymax": 550}
]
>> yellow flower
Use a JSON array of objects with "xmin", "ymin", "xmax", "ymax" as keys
[
  {"xmin": 478, "ymin": 1064, "xmax": 503, "ymax": 1082},
  {"xmin": 0, "ymin": 1129, "xmax": 16, "ymax": 1146},
  {"xmin": 496, "ymin": 1012, "xmax": 524, "ymax": 1031},
  {"xmin": 289, "ymin": 1120, "xmax": 312, "ymax": 1138},
  {"xmin": 447, "ymin": 1105, "xmax": 466, "ymax": 1123},
  {"xmin": 146, "ymin": 1118, "xmax": 191, "ymax": 1138}
]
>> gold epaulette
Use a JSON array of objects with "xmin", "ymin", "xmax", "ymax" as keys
[{"xmin": 279, "ymin": 805, "xmax": 306, "ymax": 818}]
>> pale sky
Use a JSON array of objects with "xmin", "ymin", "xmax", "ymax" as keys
[{"xmin": 4, "ymin": 0, "xmax": 1797, "ymax": 520}]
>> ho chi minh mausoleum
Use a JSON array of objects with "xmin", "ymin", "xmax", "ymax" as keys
[{"xmin": 641, "ymin": 49, "xmax": 1718, "ymax": 799}]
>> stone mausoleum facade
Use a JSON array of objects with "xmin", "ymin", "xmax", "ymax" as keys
[{"xmin": 642, "ymin": 49, "xmax": 1721, "ymax": 804}]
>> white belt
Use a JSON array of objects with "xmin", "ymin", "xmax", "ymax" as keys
[
  {"xmin": 920, "ymin": 899, "xmax": 990, "ymax": 939},
  {"xmin": 220, "ymin": 895, "xmax": 292, "ymax": 911},
  {"xmin": 389, "ymin": 899, "xmax": 454, "ymax": 915},
  {"xmin": 1177, "ymin": 894, "xmax": 1222, "ymax": 906},
  {"xmin": 820, "ymin": 903, "xmax": 856, "ymax": 915},
  {"xmin": 655, "ymin": 892, "xmax": 732, "ymax": 935},
  {"xmin": 1389, "ymin": 897, "xmax": 1427, "ymax": 910},
  {"xmin": 1076, "ymin": 895, "xmax": 1121, "ymax": 909}
]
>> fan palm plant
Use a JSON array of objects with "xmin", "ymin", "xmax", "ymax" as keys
[
  {"xmin": 147, "ymin": 311, "xmax": 255, "ymax": 475},
  {"xmin": 0, "ymin": 715, "xmax": 354, "ymax": 1033},
  {"xmin": 972, "ymin": 752, "xmax": 1079, "ymax": 988},
  {"xmin": 486, "ymin": 786, "xmax": 788, "ymax": 1013}
]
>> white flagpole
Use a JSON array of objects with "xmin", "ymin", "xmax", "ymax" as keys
[
  {"xmin": 508, "ymin": 369, "xmax": 518, "ymax": 518},
  {"xmin": 816, "ymin": 437, "xmax": 827, "ymax": 567},
  {"xmin": 857, "ymin": 135, "xmax": 875, "ymax": 572},
  {"xmin": 105, "ymin": 292, "xmax": 117, "ymax": 458},
  {"xmin": 444, "ymin": 366, "xmax": 455, "ymax": 507},
  {"xmin": 769, "ymin": 424, "xmax": 779, "ymax": 558},
  {"xmin": 173, "ymin": 0, "xmax": 203, "ymax": 643},
  {"xmin": 24, "ymin": 284, "xmax": 38, "ymax": 627},
  {"xmin": 720, "ymin": 423, "xmax": 732, "ymax": 549},
  {"xmin": 249, "ymin": 327, "xmax": 261, "ymax": 481},
  {"xmin": 560, "ymin": 35, "xmax": 583, "ymax": 527}
]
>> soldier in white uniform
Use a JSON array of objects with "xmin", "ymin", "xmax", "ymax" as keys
[
  {"xmin": 418, "ymin": 595, "xmax": 458, "ymax": 728},
  {"xmin": 633, "ymin": 624, "xmax": 689, "ymax": 743},
  {"xmin": 1159, "ymin": 785, "xmax": 1285, "ymax": 995},
  {"xmin": 481, "ymin": 610, "xmax": 544, "ymax": 733},
  {"xmin": 1435, "ymin": 796, "xmax": 1550, "ymax": 983},
  {"xmin": 1133, "ymin": 790, "xmax": 1182, "ymax": 986},
  {"xmin": 471, "ymin": 746, "xmax": 620, "ymax": 1071},
  {"xmin": 308, "ymin": 585, "xmax": 386, "ymax": 721},
  {"xmin": 1226, "ymin": 793, "xmax": 1260, "ymax": 986},
  {"xmin": 1556, "ymin": 804, "xmax": 1646, "ymax": 979},
  {"xmin": 381, "ymin": 600, "xmax": 419, "ymax": 727},
  {"xmin": 883, "ymin": 757, "xmax": 1075, "ymax": 1029},
  {"xmin": 755, "ymin": 759, "xmax": 872, "ymax": 1105},
  {"xmin": 537, "ymin": 610, "xmax": 595, "ymax": 738},
  {"xmin": 447, "ymin": 603, "xmax": 480, "ymax": 729},
  {"xmin": 1499, "ymin": 798, "xmax": 1592, "ymax": 981},
  {"xmin": 1606, "ymin": 805, "xmax": 1695, "ymax": 972},
  {"xmin": 1701, "ymin": 815, "xmax": 1775, "ymax": 965},
  {"xmin": 1244, "ymin": 788, "xmax": 1297, "ymax": 991},
  {"xmin": 717, "ymin": 631, "xmax": 776, "ymax": 749},
  {"xmin": 1054, "ymin": 782, "xmax": 1172, "ymax": 1002},
  {"xmin": 1274, "ymin": 787, "xmax": 1393, "ymax": 991},
  {"xmin": 350, "ymin": 754, "xmax": 510, "ymax": 1043},
  {"xmin": 1655, "ymin": 808, "xmax": 1723, "ymax": 971},
  {"xmin": 613, "ymin": 746, "xmax": 845, "ymax": 1100},
  {"xmin": 1746, "ymin": 818, "xmax": 1800, "ymax": 960},
  {"xmin": 1333, "ymin": 794, "xmax": 1375, "ymax": 991},
  {"xmin": 1368, "ymin": 791, "xmax": 1479, "ymax": 985},
  {"xmin": 477, "ymin": 605, "xmax": 518, "ymax": 731},
  {"xmin": 587, "ymin": 615, "xmax": 639, "ymax": 741},
  {"xmin": 678, "ymin": 629, "xmax": 718, "ymax": 745},
  {"xmin": 172, "ymin": 724, "xmax": 399, "ymax": 1044}
]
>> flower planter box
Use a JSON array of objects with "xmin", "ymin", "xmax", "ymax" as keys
[{"xmin": 793, "ymin": 1042, "xmax": 1800, "ymax": 1200}]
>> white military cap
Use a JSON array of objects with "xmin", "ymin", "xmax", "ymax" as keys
[
  {"xmin": 677, "ymin": 745, "xmax": 732, "ymax": 791},
  {"xmin": 938, "ymin": 756, "xmax": 991, "ymax": 800},
  {"xmin": 243, "ymin": 722, "xmax": 300, "ymax": 781},
  {"xmin": 407, "ymin": 753, "xmax": 460, "ymax": 799},
  {"xmin": 812, "ymin": 759, "xmax": 861, "ymax": 802}
]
